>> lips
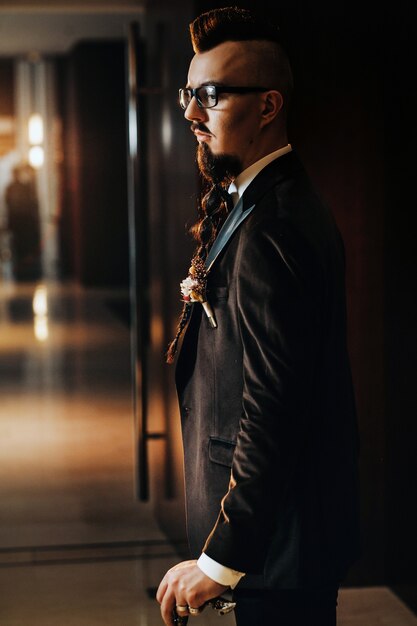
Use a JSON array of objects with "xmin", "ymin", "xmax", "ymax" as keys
[{"xmin": 191, "ymin": 123, "xmax": 212, "ymax": 141}]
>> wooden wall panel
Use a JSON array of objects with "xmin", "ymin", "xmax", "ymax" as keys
[{"xmin": 59, "ymin": 41, "xmax": 129, "ymax": 287}]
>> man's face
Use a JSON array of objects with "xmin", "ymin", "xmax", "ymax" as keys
[{"xmin": 184, "ymin": 41, "xmax": 267, "ymax": 177}]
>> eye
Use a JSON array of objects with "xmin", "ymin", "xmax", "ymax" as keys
[{"xmin": 199, "ymin": 86, "xmax": 217, "ymax": 108}]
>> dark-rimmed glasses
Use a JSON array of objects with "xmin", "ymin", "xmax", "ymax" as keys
[{"xmin": 179, "ymin": 84, "xmax": 269, "ymax": 110}]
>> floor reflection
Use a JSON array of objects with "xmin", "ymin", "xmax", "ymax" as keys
[
  {"xmin": 0, "ymin": 279, "xmax": 158, "ymax": 549},
  {"xmin": 0, "ymin": 558, "xmax": 416, "ymax": 626}
]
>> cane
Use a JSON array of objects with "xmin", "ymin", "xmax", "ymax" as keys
[{"xmin": 173, "ymin": 592, "xmax": 236, "ymax": 624}]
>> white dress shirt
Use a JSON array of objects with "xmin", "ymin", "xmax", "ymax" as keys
[
  {"xmin": 197, "ymin": 143, "xmax": 292, "ymax": 589},
  {"xmin": 228, "ymin": 143, "xmax": 292, "ymax": 206}
]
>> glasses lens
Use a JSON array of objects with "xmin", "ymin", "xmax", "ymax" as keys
[
  {"xmin": 179, "ymin": 86, "xmax": 218, "ymax": 109},
  {"xmin": 198, "ymin": 85, "xmax": 217, "ymax": 108},
  {"xmin": 179, "ymin": 89, "xmax": 191, "ymax": 110}
]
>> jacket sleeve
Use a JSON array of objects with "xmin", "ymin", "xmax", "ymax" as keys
[{"xmin": 203, "ymin": 215, "xmax": 325, "ymax": 573}]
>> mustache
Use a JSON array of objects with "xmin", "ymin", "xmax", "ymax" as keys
[{"xmin": 191, "ymin": 122, "xmax": 211, "ymax": 134}]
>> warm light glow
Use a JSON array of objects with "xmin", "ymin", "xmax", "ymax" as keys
[
  {"xmin": 28, "ymin": 146, "xmax": 44, "ymax": 169},
  {"xmin": 33, "ymin": 286, "xmax": 49, "ymax": 342},
  {"xmin": 162, "ymin": 108, "xmax": 172, "ymax": 154},
  {"xmin": 28, "ymin": 113, "xmax": 44, "ymax": 145},
  {"xmin": 33, "ymin": 285, "xmax": 48, "ymax": 316},
  {"xmin": 34, "ymin": 316, "xmax": 49, "ymax": 342}
]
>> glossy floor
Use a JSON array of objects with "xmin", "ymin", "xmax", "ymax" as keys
[{"xmin": 0, "ymin": 554, "xmax": 417, "ymax": 626}]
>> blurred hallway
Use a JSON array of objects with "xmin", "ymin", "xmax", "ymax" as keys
[{"xmin": 0, "ymin": 6, "xmax": 195, "ymax": 621}]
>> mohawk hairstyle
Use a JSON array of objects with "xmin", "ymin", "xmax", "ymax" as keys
[
  {"xmin": 190, "ymin": 6, "xmax": 281, "ymax": 53},
  {"xmin": 189, "ymin": 6, "xmax": 293, "ymax": 123}
]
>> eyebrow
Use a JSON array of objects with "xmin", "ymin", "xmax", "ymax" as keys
[{"xmin": 185, "ymin": 80, "xmax": 228, "ymax": 89}]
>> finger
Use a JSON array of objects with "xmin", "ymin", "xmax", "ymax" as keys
[
  {"xmin": 175, "ymin": 602, "xmax": 189, "ymax": 616},
  {"xmin": 156, "ymin": 577, "xmax": 168, "ymax": 604},
  {"xmin": 160, "ymin": 589, "xmax": 177, "ymax": 626}
]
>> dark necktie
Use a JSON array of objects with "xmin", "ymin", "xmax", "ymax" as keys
[{"xmin": 217, "ymin": 186, "xmax": 234, "ymax": 214}]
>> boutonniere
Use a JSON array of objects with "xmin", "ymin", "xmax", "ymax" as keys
[
  {"xmin": 180, "ymin": 256, "xmax": 217, "ymax": 328},
  {"xmin": 166, "ymin": 255, "xmax": 217, "ymax": 363}
]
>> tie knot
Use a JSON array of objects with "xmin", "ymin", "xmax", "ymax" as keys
[{"xmin": 217, "ymin": 186, "xmax": 234, "ymax": 213}]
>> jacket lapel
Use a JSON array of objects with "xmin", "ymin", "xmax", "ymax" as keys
[
  {"xmin": 205, "ymin": 151, "xmax": 303, "ymax": 272},
  {"xmin": 205, "ymin": 198, "xmax": 255, "ymax": 271}
]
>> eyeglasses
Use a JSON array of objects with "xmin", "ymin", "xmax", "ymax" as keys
[{"xmin": 178, "ymin": 84, "xmax": 269, "ymax": 110}]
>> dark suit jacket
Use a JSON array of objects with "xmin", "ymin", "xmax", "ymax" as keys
[{"xmin": 176, "ymin": 151, "xmax": 360, "ymax": 590}]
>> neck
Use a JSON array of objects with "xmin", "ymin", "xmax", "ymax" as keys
[
  {"xmin": 241, "ymin": 129, "xmax": 289, "ymax": 171},
  {"xmin": 241, "ymin": 141, "xmax": 289, "ymax": 174}
]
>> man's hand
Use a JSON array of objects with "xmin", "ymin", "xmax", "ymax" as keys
[{"xmin": 156, "ymin": 559, "xmax": 228, "ymax": 625}]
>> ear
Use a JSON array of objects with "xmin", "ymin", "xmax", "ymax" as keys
[{"xmin": 259, "ymin": 90, "xmax": 283, "ymax": 128}]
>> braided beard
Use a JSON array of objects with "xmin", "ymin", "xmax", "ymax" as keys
[
  {"xmin": 189, "ymin": 143, "xmax": 241, "ymax": 255},
  {"xmin": 165, "ymin": 144, "xmax": 243, "ymax": 363}
]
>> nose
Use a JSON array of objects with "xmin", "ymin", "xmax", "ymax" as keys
[{"xmin": 184, "ymin": 96, "xmax": 207, "ymax": 122}]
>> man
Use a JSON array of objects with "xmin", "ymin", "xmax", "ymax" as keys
[{"xmin": 157, "ymin": 7, "xmax": 360, "ymax": 626}]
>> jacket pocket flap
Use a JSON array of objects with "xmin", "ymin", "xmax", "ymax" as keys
[{"xmin": 209, "ymin": 437, "xmax": 236, "ymax": 467}]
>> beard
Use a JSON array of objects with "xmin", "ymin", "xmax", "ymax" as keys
[{"xmin": 197, "ymin": 142, "xmax": 242, "ymax": 186}]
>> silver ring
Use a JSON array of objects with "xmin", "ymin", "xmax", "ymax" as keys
[
  {"xmin": 188, "ymin": 606, "xmax": 201, "ymax": 616},
  {"xmin": 176, "ymin": 605, "xmax": 188, "ymax": 613}
]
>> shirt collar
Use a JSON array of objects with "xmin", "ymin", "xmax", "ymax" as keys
[{"xmin": 228, "ymin": 144, "xmax": 292, "ymax": 206}]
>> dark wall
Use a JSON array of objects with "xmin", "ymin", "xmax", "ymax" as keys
[
  {"xmin": 383, "ymin": 12, "xmax": 417, "ymax": 609},
  {"xmin": 59, "ymin": 41, "xmax": 129, "ymax": 287},
  {"xmin": 193, "ymin": 1, "xmax": 417, "ymax": 598},
  {"xmin": 0, "ymin": 60, "xmax": 14, "ymax": 114},
  {"xmin": 280, "ymin": 6, "xmax": 385, "ymax": 588}
]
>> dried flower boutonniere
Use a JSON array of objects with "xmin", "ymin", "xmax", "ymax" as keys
[
  {"xmin": 180, "ymin": 256, "xmax": 217, "ymax": 328},
  {"xmin": 166, "ymin": 255, "xmax": 216, "ymax": 364}
]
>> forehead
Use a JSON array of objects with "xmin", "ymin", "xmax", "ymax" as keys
[{"xmin": 187, "ymin": 40, "xmax": 256, "ymax": 86}]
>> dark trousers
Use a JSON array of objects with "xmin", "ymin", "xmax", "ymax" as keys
[{"xmin": 233, "ymin": 587, "xmax": 338, "ymax": 626}]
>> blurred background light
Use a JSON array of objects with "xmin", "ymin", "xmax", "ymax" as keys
[
  {"xmin": 28, "ymin": 113, "xmax": 43, "ymax": 145},
  {"xmin": 28, "ymin": 145, "xmax": 44, "ymax": 168}
]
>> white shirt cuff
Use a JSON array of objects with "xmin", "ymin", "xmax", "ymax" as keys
[{"xmin": 197, "ymin": 552, "xmax": 245, "ymax": 589}]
